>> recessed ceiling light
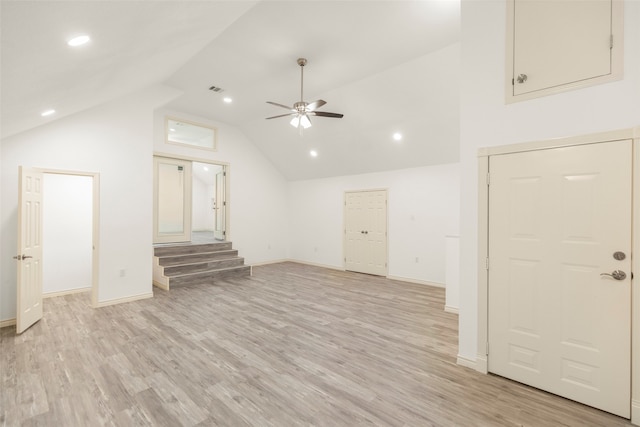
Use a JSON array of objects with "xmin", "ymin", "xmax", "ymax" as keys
[
  {"xmin": 223, "ymin": 97, "xmax": 232, "ymax": 103},
  {"xmin": 41, "ymin": 109, "xmax": 56, "ymax": 117},
  {"xmin": 67, "ymin": 35, "xmax": 90, "ymax": 47},
  {"xmin": 393, "ymin": 132, "xmax": 403, "ymax": 141},
  {"xmin": 169, "ymin": 128, "xmax": 176, "ymax": 132},
  {"xmin": 203, "ymin": 166, "xmax": 209, "ymax": 171},
  {"xmin": 310, "ymin": 150, "xmax": 318, "ymax": 157}
]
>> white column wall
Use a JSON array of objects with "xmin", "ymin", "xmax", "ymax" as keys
[{"xmin": 459, "ymin": 0, "xmax": 640, "ymax": 364}]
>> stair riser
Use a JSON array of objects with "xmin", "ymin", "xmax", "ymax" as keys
[
  {"xmin": 154, "ymin": 242, "xmax": 232, "ymax": 257},
  {"xmin": 164, "ymin": 258, "xmax": 246, "ymax": 276},
  {"xmin": 159, "ymin": 250, "xmax": 239, "ymax": 266},
  {"xmin": 169, "ymin": 266, "xmax": 251, "ymax": 288}
]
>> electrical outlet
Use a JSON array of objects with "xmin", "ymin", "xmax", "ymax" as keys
[
  {"xmin": 415, "ymin": 257, "xmax": 419, "ymax": 263},
  {"xmin": 119, "ymin": 269, "xmax": 126, "ymax": 277}
]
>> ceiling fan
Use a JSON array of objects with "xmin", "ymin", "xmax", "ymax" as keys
[{"xmin": 266, "ymin": 58, "xmax": 343, "ymax": 129}]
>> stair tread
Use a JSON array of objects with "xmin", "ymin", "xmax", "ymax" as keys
[
  {"xmin": 157, "ymin": 249, "xmax": 237, "ymax": 258},
  {"xmin": 169, "ymin": 265, "xmax": 251, "ymax": 278},
  {"xmin": 162, "ymin": 255, "xmax": 243, "ymax": 267}
]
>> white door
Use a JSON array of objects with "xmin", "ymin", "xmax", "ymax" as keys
[
  {"xmin": 214, "ymin": 169, "xmax": 226, "ymax": 241},
  {"xmin": 153, "ymin": 157, "xmax": 192, "ymax": 244},
  {"xmin": 16, "ymin": 167, "xmax": 44, "ymax": 334},
  {"xmin": 488, "ymin": 140, "xmax": 632, "ymax": 417},
  {"xmin": 345, "ymin": 190, "xmax": 387, "ymax": 276}
]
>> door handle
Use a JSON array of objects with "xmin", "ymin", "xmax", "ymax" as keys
[
  {"xmin": 600, "ymin": 270, "xmax": 626, "ymax": 280},
  {"xmin": 12, "ymin": 255, "xmax": 32, "ymax": 261}
]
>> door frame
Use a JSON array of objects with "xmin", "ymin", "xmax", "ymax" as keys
[
  {"xmin": 475, "ymin": 127, "xmax": 640, "ymax": 423},
  {"xmin": 153, "ymin": 152, "xmax": 230, "ymax": 241},
  {"xmin": 36, "ymin": 168, "xmax": 100, "ymax": 308}
]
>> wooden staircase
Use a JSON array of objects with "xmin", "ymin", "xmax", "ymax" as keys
[{"xmin": 153, "ymin": 241, "xmax": 251, "ymax": 290}]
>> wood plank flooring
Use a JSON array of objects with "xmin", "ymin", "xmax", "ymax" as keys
[{"xmin": 0, "ymin": 262, "xmax": 634, "ymax": 426}]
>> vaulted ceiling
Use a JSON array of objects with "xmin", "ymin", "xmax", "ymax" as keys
[{"xmin": 1, "ymin": 1, "xmax": 460, "ymax": 180}]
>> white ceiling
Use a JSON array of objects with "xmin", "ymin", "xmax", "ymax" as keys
[{"xmin": 1, "ymin": 0, "xmax": 461, "ymax": 181}]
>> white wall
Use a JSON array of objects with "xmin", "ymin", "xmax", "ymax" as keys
[
  {"xmin": 459, "ymin": 0, "xmax": 640, "ymax": 362},
  {"xmin": 288, "ymin": 163, "xmax": 460, "ymax": 285},
  {"xmin": 1, "ymin": 85, "xmax": 180, "ymax": 321},
  {"xmin": 154, "ymin": 109, "xmax": 290, "ymax": 264},
  {"xmin": 42, "ymin": 174, "xmax": 93, "ymax": 294}
]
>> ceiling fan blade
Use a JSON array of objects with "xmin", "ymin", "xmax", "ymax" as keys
[
  {"xmin": 266, "ymin": 113, "xmax": 297, "ymax": 120},
  {"xmin": 266, "ymin": 101, "xmax": 294, "ymax": 111},
  {"xmin": 310, "ymin": 111, "xmax": 344, "ymax": 118},
  {"xmin": 306, "ymin": 99, "xmax": 326, "ymax": 111}
]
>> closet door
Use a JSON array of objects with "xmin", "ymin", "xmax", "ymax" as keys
[{"xmin": 344, "ymin": 190, "xmax": 387, "ymax": 276}]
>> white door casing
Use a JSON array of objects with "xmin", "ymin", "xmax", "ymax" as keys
[
  {"xmin": 344, "ymin": 190, "xmax": 388, "ymax": 276},
  {"xmin": 16, "ymin": 166, "xmax": 44, "ymax": 334},
  {"xmin": 153, "ymin": 156, "xmax": 192, "ymax": 244},
  {"xmin": 488, "ymin": 140, "xmax": 632, "ymax": 417}
]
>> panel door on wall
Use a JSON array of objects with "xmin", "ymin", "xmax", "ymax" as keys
[
  {"xmin": 488, "ymin": 140, "xmax": 632, "ymax": 417},
  {"xmin": 16, "ymin": 166, "xmax": 44, "ymax": 334},
  {"xmin": 153, "ymin": 157, "xmax": 192, "ymax": 244},
  {"xmin": 511, "ymin": 0, "xmax": 614, "ymax": 96},
  {"xmin": 344, "ymin": 190, "xmax": 387, "ymax": 276}
]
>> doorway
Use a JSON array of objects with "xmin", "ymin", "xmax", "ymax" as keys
[
  {"xmin": 153, "ymin": 155, "xmax": 228, "ymax": 245},
  {"xmin": 16, "ymin": 168, "xmax": 100, "ymax": 334},
  {"xmin": 344, "ymin": 189, "xmax": 388, "ymax": 276}
]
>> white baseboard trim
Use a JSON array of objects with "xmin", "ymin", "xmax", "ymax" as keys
[
  {"xmin": 475, "ymin": 354, "xmax": 488, "ymax": 373},
  {"xmin": 44, "ymin": 287, "xmax": 91, "ymax": 298},
  {"xmin": 250, "ymin": 259, "xmax": 290, "ymax": 267},
  {"xmin": 444, "ymin": 305, "xmax": 459, "ymax": 314},
  {"xmin": 387, "ymin": 275, "xmax": 445, "ymax": 288},
  {"xmin": 456, "ymin": 354, "xmax": 477, "ymax": 370},
  {"xmin": 0, "ymin": 318, "xmax": 16, "ymax": 328},
  {"xmin": 286, "ymin": 259, "xmax": 345, "ymax": 271},
  {"xmin": 632, "ymin": 399, "xmax": 640, "ymax": 426},
  {"xmin": 95, "ymin": 292, "xmax": 153, "ymax": 308},
  {"xmin": 152, "ymin": 280, "xmax": 169, "ymax": 291}
]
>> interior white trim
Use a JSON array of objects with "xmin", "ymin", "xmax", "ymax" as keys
[
  {"xmin": 43, "ymin": 288, "xmax": 90, "ymax": 298},
  {"xmin": 477, "ymin": 126, "xmax": 640, "ymax": 424},
  {"xmin": 0, "ymin": 318, "xmax": 17, "ymax": 328},
  {"xmin": 456, "ymin": 354, "xmax": 477, "ymax": 370},
  {"xmin": 387, "ymin": 275, "xmax": 444, "ymax": 288},
  {"xmin": 34, "ymin": 168, "xmax": 100, "ymax": 308},
  {"xmin": 444, "ymin": 306, "xmax": 459, "ymax": 315},
  {"xmin": 95, "ymin": 292, "xmax": 153, "ymax": 308}
]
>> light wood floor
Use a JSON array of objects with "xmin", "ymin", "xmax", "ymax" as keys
[{"xmin": 1, "ymin": 262, "xmax": 634, "ymax": 426}]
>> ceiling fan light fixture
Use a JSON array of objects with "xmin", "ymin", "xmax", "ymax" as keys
[{"xmin": 290, "ymin": 114, "xmax": 311, "ymax": 129}]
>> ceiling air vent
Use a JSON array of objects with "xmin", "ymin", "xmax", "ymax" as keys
[{"xmin": 209, "ymin": 86, "xmax": 224, "ymax": 93}]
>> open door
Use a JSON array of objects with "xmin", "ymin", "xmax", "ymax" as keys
[
  {"xmin": 153, "ymin": 156, "xmax": 192, "ymax": 244},
  {"xmin": 16, "ymin": 166, "xmax": 44, "ymax": 334},
  {"xmin": 214, "ymin": 168, "xmax": 226, "ymax": 241}
]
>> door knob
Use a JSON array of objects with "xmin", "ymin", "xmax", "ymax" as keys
[
  {"xmin": 516, "ymin": 74, "xmax": 528, "ymax": 84},
  {"xmin": 600, "ymin": 270, "xmax": 626, "ymax": 280}
]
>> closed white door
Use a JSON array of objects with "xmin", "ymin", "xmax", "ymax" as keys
[
  {"xmin": 488, "ymin": 140, "xmax": 632, "ymax": 417},
  {"xmin": 16, "ymin": 167, "xmax": 44, "ymax": 334},
  {"xmin": 214, "ymin": 169, "xmax": 226, "ymax": 241},
  {"xmin": 153, "ymin": 157, "xmax": 192, "ymax": 244},
  {"xmin": 345, "ymin": 190, "xmax": 387, "ymax": 276}
]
